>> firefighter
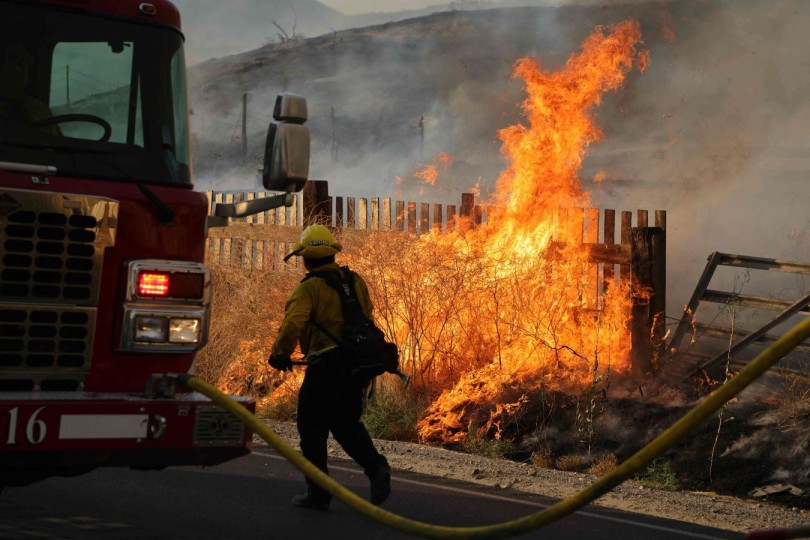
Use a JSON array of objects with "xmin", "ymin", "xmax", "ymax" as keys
[{"xmin": 268, "ymin": 224, "xmax": 391, "ymax": 511}]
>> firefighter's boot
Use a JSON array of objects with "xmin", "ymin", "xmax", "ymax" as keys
[
  {"xmin": 368, "ymin": 461, "xmax": 391, "ymax": 506},
  {"xmin": 291, "ymin": 488, "xmax": 330, "ymax": 511}
]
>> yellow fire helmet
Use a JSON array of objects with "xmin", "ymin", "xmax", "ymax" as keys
[{"xmin": 284, "ymin": 224, "xmax": 342, "ymax": 262}]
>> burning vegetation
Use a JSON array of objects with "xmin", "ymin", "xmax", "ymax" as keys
[{"xmin": 201, "ymin": 20, "xmax": 649, "ymax": 442}]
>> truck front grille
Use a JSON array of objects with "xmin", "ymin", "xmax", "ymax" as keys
[
  {"xmin": 0, "ymin": 189, "xmax": 117, "ymax": 306},
  {"xmin": 0, "ymin": 188, "xmax": 117, "ymax": 391},
  {"xmin": 193, "ymin": 406, "xmax": 245, "ymax": 446},
  {"xmin": 0, "ymin": 306, "xmax": 96, "ymax": 392}
]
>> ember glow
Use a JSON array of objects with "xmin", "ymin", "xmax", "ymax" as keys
[
  {"xmin": 413, "ymin": 152, "xmax": 455, "ymax": 185},
  {"xmin": 357, "ymin": 21, "xmax": 648, "ymax": 445}
]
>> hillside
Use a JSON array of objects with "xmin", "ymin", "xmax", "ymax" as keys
[{"xmin": 176, "ymin": 0, "xmax": 490, "ymax": 65}]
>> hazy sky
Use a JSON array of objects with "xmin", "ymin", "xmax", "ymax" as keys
[{"xmin": 319, "ymin": 0, "xmax": 441, "ymax": 14}]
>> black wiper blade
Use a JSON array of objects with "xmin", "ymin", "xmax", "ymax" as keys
[{"xmin": 135, "ymin": 181, "xmax": 176, "ymax": 225}]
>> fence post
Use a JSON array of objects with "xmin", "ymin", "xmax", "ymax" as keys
[
  {"xmin": 303, "ymin": 180, "xmax": 331, "ymax": 226},
  {"xmin": 630, "ymin": 226, "xmax": 666, "ymax": 376}
]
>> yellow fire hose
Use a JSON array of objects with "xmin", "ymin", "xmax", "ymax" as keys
[{"xmin": 181, "ymin": 315, "xmax": 810, "ymax": 539}]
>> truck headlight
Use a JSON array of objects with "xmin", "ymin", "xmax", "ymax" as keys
[
  {"xmin": 169, "ymin": 318, "xmax": 201, "ymax": 344},
  {"xmin": 135, "ymin": 316, "xmax": 169, "ymax": 342}
]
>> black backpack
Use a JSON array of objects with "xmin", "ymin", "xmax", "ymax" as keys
[{"xmin": 304, "ymin": 267, "xmax": 401, "ymax": 382}]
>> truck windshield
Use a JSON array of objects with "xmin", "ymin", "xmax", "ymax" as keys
[{"xmin": 0, "ymin": 2, "xmax": 191, "ymax": 185}]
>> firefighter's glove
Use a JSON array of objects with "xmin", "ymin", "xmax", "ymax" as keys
[{"xmin": 268, "ymin": 353, "xmax": 293, "ymax": 372}]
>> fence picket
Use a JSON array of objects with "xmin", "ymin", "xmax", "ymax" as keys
[
  {"xmin": 447, "ymin": 205, "xmax": 456, "ymax": 232},
  {"xmin": 420, "ymin": 202, "xmax": 429, "ymax": 233},
  {"xmin": 382, "ymin": 198, "xmax": 392, "ymax": 230},
  {"xmin": 347, "ymin": 197, "xmax": 356, "ymax": 228},
  {"xmin": 620, "ymin": 211, "xmax": 632, "ymax": 280},
  {"xmin": 336, "ymin": 197, "xmax": 344, "ymax": 228},
  {"xmin": 604, "ymin": 209, "xmax": 616, "ymax": 294},
  {"xmin": 358, "ymin": 198, "xmax": 368, "ymax": 230},
  {"xmin": 395, "ymin": 201, "xmax": 405, "ymax": 231},
  {"xmin": 371, "ymin": 198, "xmax": 380, "ymax": 230},
  {"xmin": 637, "ymin": 209, "xmax": 648, "ymax": 229}
]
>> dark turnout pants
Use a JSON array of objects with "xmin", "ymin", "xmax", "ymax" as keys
[{"xmin": 296, "ymin": 362, "xmax": 388, "ymax": 502}]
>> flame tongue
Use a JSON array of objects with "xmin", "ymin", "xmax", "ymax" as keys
[
  {"xmin": 492, "ymin": 20, "xmax": 647, "ymax": 232},
  {"xmin": 414, "ymin": 21, "xmax": 648, "ymax": 445}
]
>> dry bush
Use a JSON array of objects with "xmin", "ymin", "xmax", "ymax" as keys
[
  {"xmin": 555, "ymin": 454, "xmax": 584, "ymax": 472},
  {"xmin": 775, "ymin": 365, "xmax": 810, "ymax": 452},
  {"xmin": 195, "ymin": 259, "xmax": 300, "ymax": 392},
  {"xmin": 530, "ymin": 447, "xmax": 553, "ymax": 469},
  {"xmin": 587, "ymin": 453, "xmax": 618, "ymax": 476}
]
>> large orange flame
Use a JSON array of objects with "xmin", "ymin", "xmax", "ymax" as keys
[{"xmin": 402, "ymin": 20, "xmax": 648, "ymax": 444}]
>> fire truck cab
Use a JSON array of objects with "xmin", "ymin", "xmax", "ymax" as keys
[{"xmin": 0, "ymin": 0, "xmax": 308, "ymax": 488}]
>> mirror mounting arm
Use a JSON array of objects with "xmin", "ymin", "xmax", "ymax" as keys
[{"xmin": 211, "ymin": 192, "xmax": 294, "ymax": 221}]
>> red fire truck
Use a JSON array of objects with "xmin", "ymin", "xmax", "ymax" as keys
[{"xmin": 0, "ymin": 0, "xmax": 309, "ymax": 488}]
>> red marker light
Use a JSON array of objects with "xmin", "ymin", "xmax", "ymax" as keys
[{"xmin": 138, "ymin": 272, "xmax": 170, "ymax": 297}]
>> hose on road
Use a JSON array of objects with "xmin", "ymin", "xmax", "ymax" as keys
[{"xmin": 181, "ymin": 315, "xmax": 810, "ymax": 539}]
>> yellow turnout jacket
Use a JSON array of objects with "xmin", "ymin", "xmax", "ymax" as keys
[{"xmin": 271, "ymin": 263, "xmax": 374, "ymax": 360}]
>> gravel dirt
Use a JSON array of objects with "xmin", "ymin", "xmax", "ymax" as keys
[{"xmin": 254, "ymin": 421, "xmax": 809, "ymax": 535}]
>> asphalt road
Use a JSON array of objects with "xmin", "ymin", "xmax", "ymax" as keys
[{"xmin": 0, "ymin": 449, "xmax": 742, "ymax": 540}]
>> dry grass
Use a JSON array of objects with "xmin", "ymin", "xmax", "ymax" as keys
[
  {"xmin": 587, "ymin": 453, "xmax": 618, "ymax": 476},
  {"xmin": 775, "ymin": 364, "xmax": 810, "ymax": 453},
  {"xmin": 555, "ymin": 453, "xmax": 584, "ymax": 472},
  {"xmin": 195, "ymin": 261, "xmax": 300, "ymax": 392}
]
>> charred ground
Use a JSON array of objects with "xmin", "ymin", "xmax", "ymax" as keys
[{"xmin": 409, "ymin": 374, "xmax": 810, "ymax": 509}]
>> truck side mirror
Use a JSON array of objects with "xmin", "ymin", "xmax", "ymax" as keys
[{"xmin": 262, "ymin": 93, "xmax": 310, "ymax": 192}]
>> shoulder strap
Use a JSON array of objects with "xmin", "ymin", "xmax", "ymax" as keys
[{"xmin": 301, "ymin": 267, "xmax": 365, "ymax": 346}]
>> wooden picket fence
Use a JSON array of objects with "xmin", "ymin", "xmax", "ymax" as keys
[{"xmin": 205, "ymin": 180, "xmax": 667, "ymax": 374}]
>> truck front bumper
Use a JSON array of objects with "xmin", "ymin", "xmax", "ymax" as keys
[{"xmin": 0, "ymin": 391, "xmax": 254, "ymax": 486}]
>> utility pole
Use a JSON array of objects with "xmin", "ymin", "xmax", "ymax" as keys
[
  {"xmin": 418, "ymin": 115, "xmax": 424, "ymax": 159},
  {"xmin": 241, "ymin": 92, "xmax": 248, "ymax": 161},
  {"xmin": 331, "ymin": 105, "xmax": 337, "ymax": 165}
]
